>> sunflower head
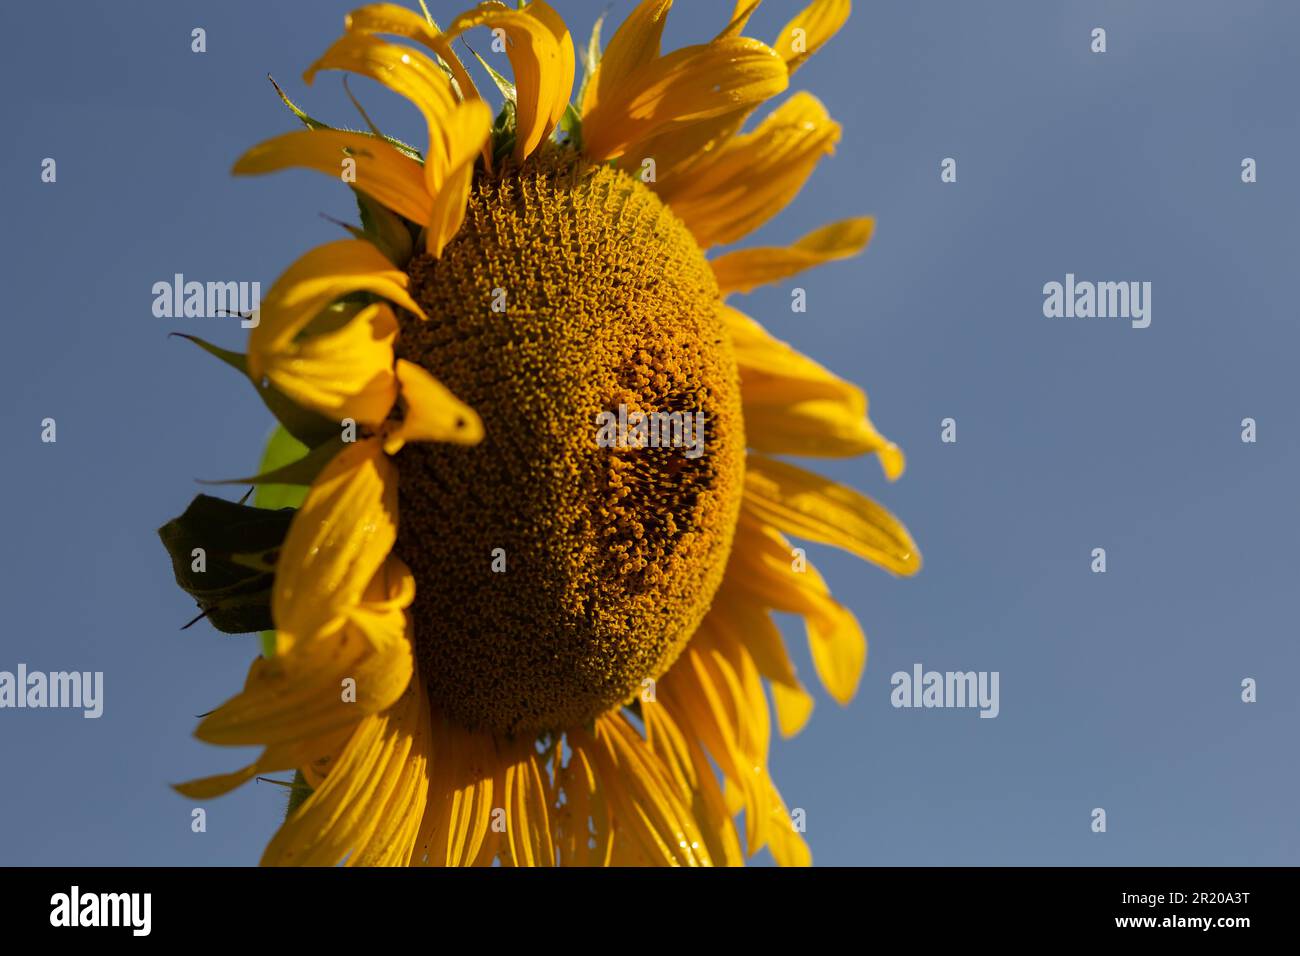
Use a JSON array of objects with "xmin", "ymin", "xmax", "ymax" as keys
[
  {"xmin": 162, "ymin": 0, "xmax": 919, "ymax": 868},
  {"xmin": 393, "ymin": 148, "xmax": 744, "ymax": 736}
]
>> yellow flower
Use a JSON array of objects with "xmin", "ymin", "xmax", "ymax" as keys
[{"xmin": 169, "ymin": 0, "xmax": 919, "ymax": 867}]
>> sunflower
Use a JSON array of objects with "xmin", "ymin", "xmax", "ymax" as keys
[{"xmin": 162, "ymin": 0, "xmax": 919, "ymax": 867}]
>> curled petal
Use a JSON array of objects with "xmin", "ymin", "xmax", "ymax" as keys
[
  {"xmin": 342, "ymin": 2, "xmax": 493, "ymax": 168},
  {"xmin": 248, "ymin": 238, "xmax": 423, "ymax": 377},
  {"xmin": 382, "ymin": 359, "xmax": 484, "ymax": 453},
  {"xmin": 442, "ymin": 3, "xmax": 569, "ymax": 162},
  {"xmin": 233, "ymin": 129, "xmax": 432, "ymax": 226},
  {"xmin": 262, "ymin": 303, "xmax": 399, "ymax": 427}
]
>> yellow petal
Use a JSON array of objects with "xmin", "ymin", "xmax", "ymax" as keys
[
  {"xmin": 197, "ymin": 556, "xmax": 414, "ymax": 747},
  {"xmin": 273, "ymin": 439, "xmax": 400, "ymax": 644},
  {"xmin": 582, "ymin": 0, "xmax": 672, "ymax": 117},
  {"xmin": 661, "ymin": 640, "xmax": 770, "ymax": 855},
  {"xmin": 725, "ymin": 307, "xmax": 905, "ymax": 474},
  {"xmin": 342, "ymin": 2, "xmax": 493, "ymax": 170},
  {"xmin": 710, "ymin": 586, "xmax": 797, "ymax": 686},
  {"xmin": 501, "ymin": 744, "xmax": 555, "ymax": 867},
  {"xmin": 522, "ymin": 1, "xmax": 577, "ymax": 135},
  {"xmin": 709, "ymin": 585, "xmax": 814, "ymax": 737},
  {"xmin": 471, "ymin": 827, "xmax": 501, "ymax": 867},
  {"xmin": 262, "ymin": 680, "xmax": 431, "ymax": 866},
  {"xmin": 262, "ymin": 303, "xmax": 399, "ymax": 427},
  {"xmin": 643, "ymin": 702, "xmax": 745, "ymax": 866},
  {"xmin": 299, "ymin": 727, "xmax": 360, "ymax": 790},
  {"xmin": 763, "ymin": 777, "xmax": 812, "ymax": 866},
  {"xmin": 344, "ymin": 4, "xmax": 481, "ymax": 98},
  {"xmin": 556, "ymin": 742, "xmax": 614, "ymax": 866},
  {"xmin": 414, "ymin": 719, "xmax": 497, "ymax": 866},
  {"xmin": 707, "ymin": 628, "xmax": 771, "ymax": 784},
  {"xmin": 577, "ymin": 714, "xmax": 709, "ymax": 866},
  {"xmin": 617, "ymin": 106, "xmax": 747, "ymax": 188},
  {"xmin": 771, "ymin": 681, "xmax": 815, "ymax": 737},
  {"xmin": 347, "ymin": 686, "xmax": 431, "ymax": 866},
  {"xmin": 743, "ymin": 453, "xmax": 920, "ymax": 575},
  {"xmin": 173, "ymin": 764, "xmax": 261, "ymax": 800},
  {"xmin": 712, "ymin": 217, "xmax": 874, "ymax": 294},
  {"xmin": 446, "ymin": 3, "xmax": 568, "ymax": 162},
  {"xmin": 728, "ymin": 513, "xmax": 867, "ymax": 704},
  {"xmin": 249, "ymin": 239, "xmax": 423, "ymax": 373},
  {"xmin": 172, "ymin": 731, "xmax": 352, "ymax": 800},
  {"xmin": 305, "ymin": 34, "xmax": 454, "ymax": 177},
  {"xmin": 302, "ymin": 31, "xmax": 491, "ymax": 253},
  {"xmin": 423, "ymin": 134, "xmax": 483, "ymax": 258},
  {"xmin": 382, "ymin": 358, "xmax": 484, "ymax": 454},
  {"xmin": 774, "ymin": 0, "xmax": 851, "ymax": 74},
  {"xmin": 593, "ymin": 1, "xmax": 781, "ymax": 178},
  {"xmin": 657, "ymin": 92, "xmax": 839, "ymax": 247},
  {"xmin": 746, "ymin": 397, "xmax": 907, "ymax": 468},
  {"xmin": 233, "ymin": 128, "xmax": 432, "ymax": 226},
  {"xmin": 803, "ymin": 597, "xmax": 865, "ymax": 708},
  {"xmin": 582, "ymin": 37, "xmax": 788, "ymax": 163},
  {"xmin": 722, "ymin": 1, "xmax": 762, "ymax": 38},
  {"xmin": 611, "ymin": 1, "xmax": 767, "ymax": 193},
  {"xmin": 618, "ymin": 0, "xmax": 775, "ymax": 192}
]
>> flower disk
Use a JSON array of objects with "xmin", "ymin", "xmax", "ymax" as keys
[{"xmin": 394, "ymin": 151, "xmax": 744, "ymax": 738}]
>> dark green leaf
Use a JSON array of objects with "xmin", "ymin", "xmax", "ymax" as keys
[{"xmin": 158, "ymin": 495, "xmax": 294, "ymax": 634}]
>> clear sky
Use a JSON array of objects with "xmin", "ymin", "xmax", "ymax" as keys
[{"xmin": 2, "ymin": 0, "xmax": 1297, "ymax": 866}]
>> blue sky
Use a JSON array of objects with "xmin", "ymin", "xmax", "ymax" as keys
[{"xmin": 1, "ymin": 0, "xmax": 1297, "ymax": 865}]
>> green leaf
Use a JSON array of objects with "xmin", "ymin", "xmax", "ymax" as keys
[
  {"xmin": 470, "ymin": 46, "xmax": 517, "ymax": 102},
  {"xmin": 417, "ymin": 0, "xmax": 441, "ymax": 30},
  {"xmin": 490, "ymin": 99, "xmax": 519, "ymax": 165},
  {"xmin": 169, "ymin": 333, "xmax": 246, "ymax": 374},
  {"xmin": 170, "ymin": 333, "xmax": 339, "ymax": 447},
  {"xmin": 253, "ymin": 426, "xmax": 311, "ymax": 511},
  {"xmin": 342, "ymin": 75, "xmax": 388, "ymax": 142},
  {"xmin": 255, "ymin": 382, "xmax": 339, "ymax": 448},
  {"xmin": 202, "ymin": 432, "xmax": 341, "ymax": 490},
  {"xmin": 557, "ymin": 102, "xmax": 583, "ymax": 151},
  {"xmin": 158, "ymin": 495, "xmax": 295, "ymax": 634},
  {"xmin": 268, "ymin": 71, "xmax": 423, "ymax": 162},
  {"xmin": 576, "ymin": 14, "xmax": 604, "ymax": 108},
  {"xmin": 285, "ymin": 768, "xmax": 314, "ymax": 817},
  {"xmin": 269, "ymin": 75, "xmax": 334, "ymax": 131},
  {"xmin": 356, "ymin": 190, "xmax": 415, "ymax": 267}
]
